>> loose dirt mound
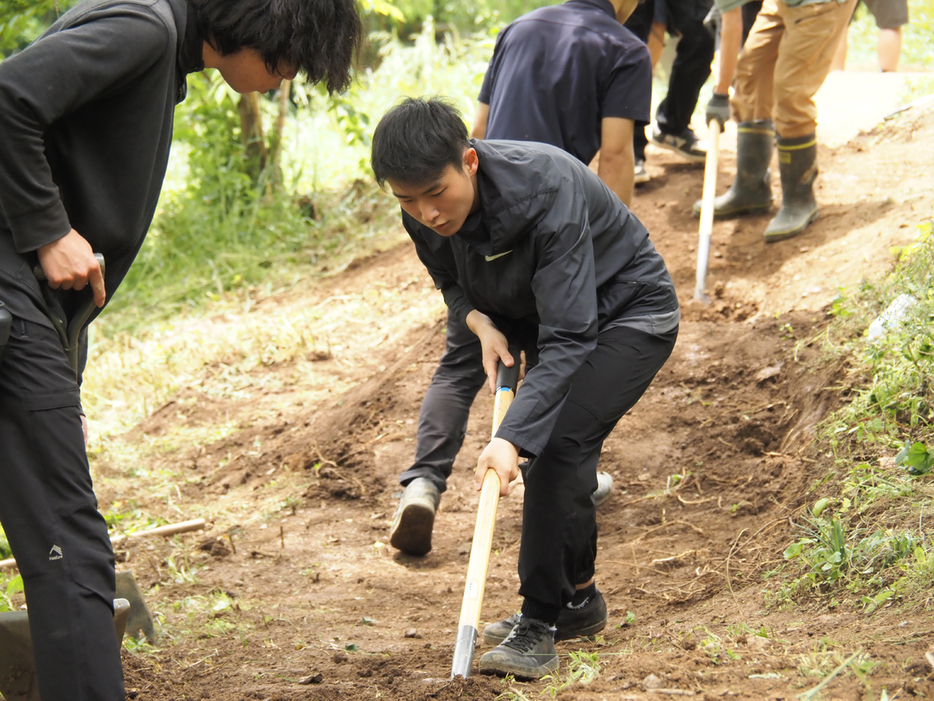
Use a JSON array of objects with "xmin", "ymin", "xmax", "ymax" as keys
[{"xmin": 105, "ymin": 104, "xmax": 934, "ymax": 700}]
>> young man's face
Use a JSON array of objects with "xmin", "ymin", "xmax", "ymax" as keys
[
  {"xmin": 388, "ymin": 148, "xmax": 480, "ymax": 237},
  {"xmin": 204, "ymin": 44, "xmax": 298, "ymax": 94}
]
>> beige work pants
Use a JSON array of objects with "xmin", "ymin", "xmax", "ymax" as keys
[{"xmin": 731, "ymin": 0, "xmax": 858, "ymax": 138}]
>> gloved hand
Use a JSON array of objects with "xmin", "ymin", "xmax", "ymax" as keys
[{"xmin": 706, "ymin": 93, "xmax": 731, "ymax": 132}]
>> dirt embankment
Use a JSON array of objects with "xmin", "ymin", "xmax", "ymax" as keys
[{"xmin": 103, "ymin": 104, "xmax": 934, "ymax": 700}]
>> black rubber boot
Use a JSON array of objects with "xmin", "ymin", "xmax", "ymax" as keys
[
  {"xmin": 693, "ymin": 120, "xmax": 774, "ymax": 218},
  {"xmin": 764, "ymin": 132, "xmax": 819, "ymax": 243}
]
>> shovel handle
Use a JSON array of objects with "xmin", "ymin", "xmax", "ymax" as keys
[
  {"xmin": 451, "ymin": 348, "xmax": 520, "ymax": 679},
  {"xmin": 33, "ymin": 253, "xmax": 105, "ymax": 374},
  {"xmin": 694, "ymin": 119, "xmax": 721, "ymax": 303}
]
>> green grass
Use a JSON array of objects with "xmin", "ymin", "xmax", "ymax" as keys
[
  {"xmin": 845, "ymin": 0, "xmax": 934, "ymax": 71},
  {"xmin": 771, "ymin": 219, "xmax": 934, "ymax": 611}
]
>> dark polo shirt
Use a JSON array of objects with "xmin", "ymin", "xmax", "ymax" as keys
[{"xmin": 478, "ymin": 0, "xmax": 652, "ymax": 165}]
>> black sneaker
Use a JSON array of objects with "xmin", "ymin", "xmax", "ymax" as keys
[
  {"xmin": 650, "ymin": 125, "xmax": 707, "ymax": 164},
  {"xmin": 478, "ymin": 616, "xmax": 559, "ymax": 680},
  {"xmin": 483, "ymin": 590, "xmax": 608, "ymax": 645},
  {"xmin": 389, "ymin": 478, "xmax": 440, "ymax": 556}
]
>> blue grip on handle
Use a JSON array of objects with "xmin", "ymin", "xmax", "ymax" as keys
[{"xmin": 495, "ymin": 346, "xmax": 520, "ymax": 393}]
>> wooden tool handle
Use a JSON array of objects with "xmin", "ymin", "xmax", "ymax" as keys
[
  {"xmin": 0, "ymin": 518, "xmax": 208, "ymax": 570},
  {"xmin": 110, "ymin": 518, "xmax": 207, "ymax": 545},
  {"xmin": 491, "ymin": 386, "xmax": 514, "ymax": 440},
  {"xmin": 451, "ymin": 351, "xmax": 520, "ymax": 679}
]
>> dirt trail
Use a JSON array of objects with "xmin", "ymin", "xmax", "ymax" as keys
[{"xmin": 98, "ymin": 103, "xmax": 934, "ymax": 700}]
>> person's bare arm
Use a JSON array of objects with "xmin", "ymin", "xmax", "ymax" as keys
[
  {"xmin": 597, "ymin": 117, "xmax": 635, "ymax": 207},
  {"xmin": 706, "ymin": 7, "xmax": 742, "ymax": 130},
  {"xmin": 472, "ymin": 102, "xmax": 490, "ymax": 139},
  {"xmin": 716, "ymin": 8, "xmax": 743, "ymax": 94}
]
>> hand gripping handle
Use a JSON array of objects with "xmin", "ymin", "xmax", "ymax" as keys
[{"xmin": 33, "ymin": 253, "xmax": 106, "ymax": 373}]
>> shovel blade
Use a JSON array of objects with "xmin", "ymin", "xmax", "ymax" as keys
[
  {"xmin": 0, "ymin": 598, "xmax": 131, "ymax": 701},
  {"xmin": 116, "ymin": 570, "xmax": 157, "ymax": 643}
]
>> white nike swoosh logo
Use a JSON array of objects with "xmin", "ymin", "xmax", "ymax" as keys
[{"xmin": 484, "ymin": 250, "xmax": 513, "ymax": 262}]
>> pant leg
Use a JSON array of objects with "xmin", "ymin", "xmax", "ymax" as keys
[
  {"xmin": 0, "ymin": 317, "xmax": 124, "ymax": 701},
  {"xmin": 731, "ymin": 0, "xmax": 783, "ymax": 124},
  {"xmin": 398, "ymin": 309, "xmax": 487, "ymax": 494},
  {"xmin": 655, "ymin": 0, "xmax": 715, "ymax": 135},
  {"xmin": 771, "ymin": 0, "xmax": 857, "ymax": 138},
  {"xmin": 517, "ymin": 325, "xmax": 678, "ymax": 609}
]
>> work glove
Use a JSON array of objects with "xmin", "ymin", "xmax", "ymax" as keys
[{"xmin": 706, "ymin": 93, "xmax": 731, "ymax": 132}]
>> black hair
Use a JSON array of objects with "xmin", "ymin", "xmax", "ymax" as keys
[
  {"xmin": 191, "ymin": 0, "xmax": 363, "ymax": 93},
  {"xmin": 371, "ymin": 97, "xmax": 470, "ymax": 187}
]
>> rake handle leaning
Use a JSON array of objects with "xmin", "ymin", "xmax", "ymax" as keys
[
  {"xmin": 694, "ymin": 119, "xmax": 721, "ymax": 303},
  {"xmin": 451, "ymin": 353, "xmax": 520, "ymax": 679}
]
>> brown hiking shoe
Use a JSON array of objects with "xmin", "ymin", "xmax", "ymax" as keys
[{"xmin": 389, "ymin": 478, "xmax": 440, "ymax": 556}]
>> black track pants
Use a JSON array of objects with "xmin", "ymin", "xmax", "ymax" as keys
[
  {"xmin": 0, "ymin": 317, "xmax": 124, "ymax": 701},
  {"xmin": 625, "ymin": 0, "xmax": 715, "ymax": 159},
  {"xmin": 398, "ymin": 308, "xmax": 487, "ymax": 494},
  {"xmin": 518, "ymin": 324, "xmax": 677, "ymax": 608}
]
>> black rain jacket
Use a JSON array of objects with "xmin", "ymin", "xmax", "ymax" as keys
[
  {"xmin": 403, "ymin": 139, "xmax": 679, "ymax": 457},
  {"xmin": 0, "ymin": 0, "xmax": 202, "ymax": 367}
]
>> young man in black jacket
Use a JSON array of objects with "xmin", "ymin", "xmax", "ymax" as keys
[
  {"xmin": 390, "ymin": 0, "xmax": 650, "ymax": 569},
  {"xmin": 372, "ymin": 98, "xmax": 679, "ymax": 679},
  {"xmin": 0, "ymin": 1, "xmax": 362, "ymax": 699}
]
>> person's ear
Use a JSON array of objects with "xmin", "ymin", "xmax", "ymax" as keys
[{"xmin": 463, "ymin": 147, "xmax": 479, "ymax": 177}]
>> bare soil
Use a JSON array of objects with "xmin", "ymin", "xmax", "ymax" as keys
[{"xmin": 97, "ymin": 104, "xmax": 934, "ymax": 700}]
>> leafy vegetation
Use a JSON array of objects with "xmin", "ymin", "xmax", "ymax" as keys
[
  {"xmin": 774, "ymin": 221, "xmax": 934, "ymax": 611},
  {"xmin": 0, "ymin": 574, "xmax": 24, "ymax": 613},
  {"xmin": 97, "ymin": 19, "xmax": 495, "ymax": 335},
  {"xmin": 845, "ymin": 0, "xmax": 934, "ymax": 71},
  {"xmin": 0, "ymin": 0, "xmax": 80, "ymax": 55}
]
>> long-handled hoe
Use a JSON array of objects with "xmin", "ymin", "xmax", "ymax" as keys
[
  {"xmin": 451, "ymin": 355, "xmax": 520, "ymax": 679},
  {"xmin": 694, "ymin": 118, "xmax": 721, "ymax": 304}
]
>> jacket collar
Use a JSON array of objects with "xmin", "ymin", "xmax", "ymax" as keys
[
  {"xmin": 463, "ymin": 139, "xmax": 562, "ymax": 257},
  {"xmin": 566, "ymin": 0, "xmax": 617, "ymax": 20},
  {"xmin": 170, "ymin": 0, "xmax": 204, "ymax": 103}
]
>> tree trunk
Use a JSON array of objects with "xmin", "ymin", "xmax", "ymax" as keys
[
  {"xmin": 268, "ymin": 79, "xmax": 291, "ymax": 195},
  {"xmin": 237, "ymin": 92, "xmax": 267, "ymax": 185}
]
